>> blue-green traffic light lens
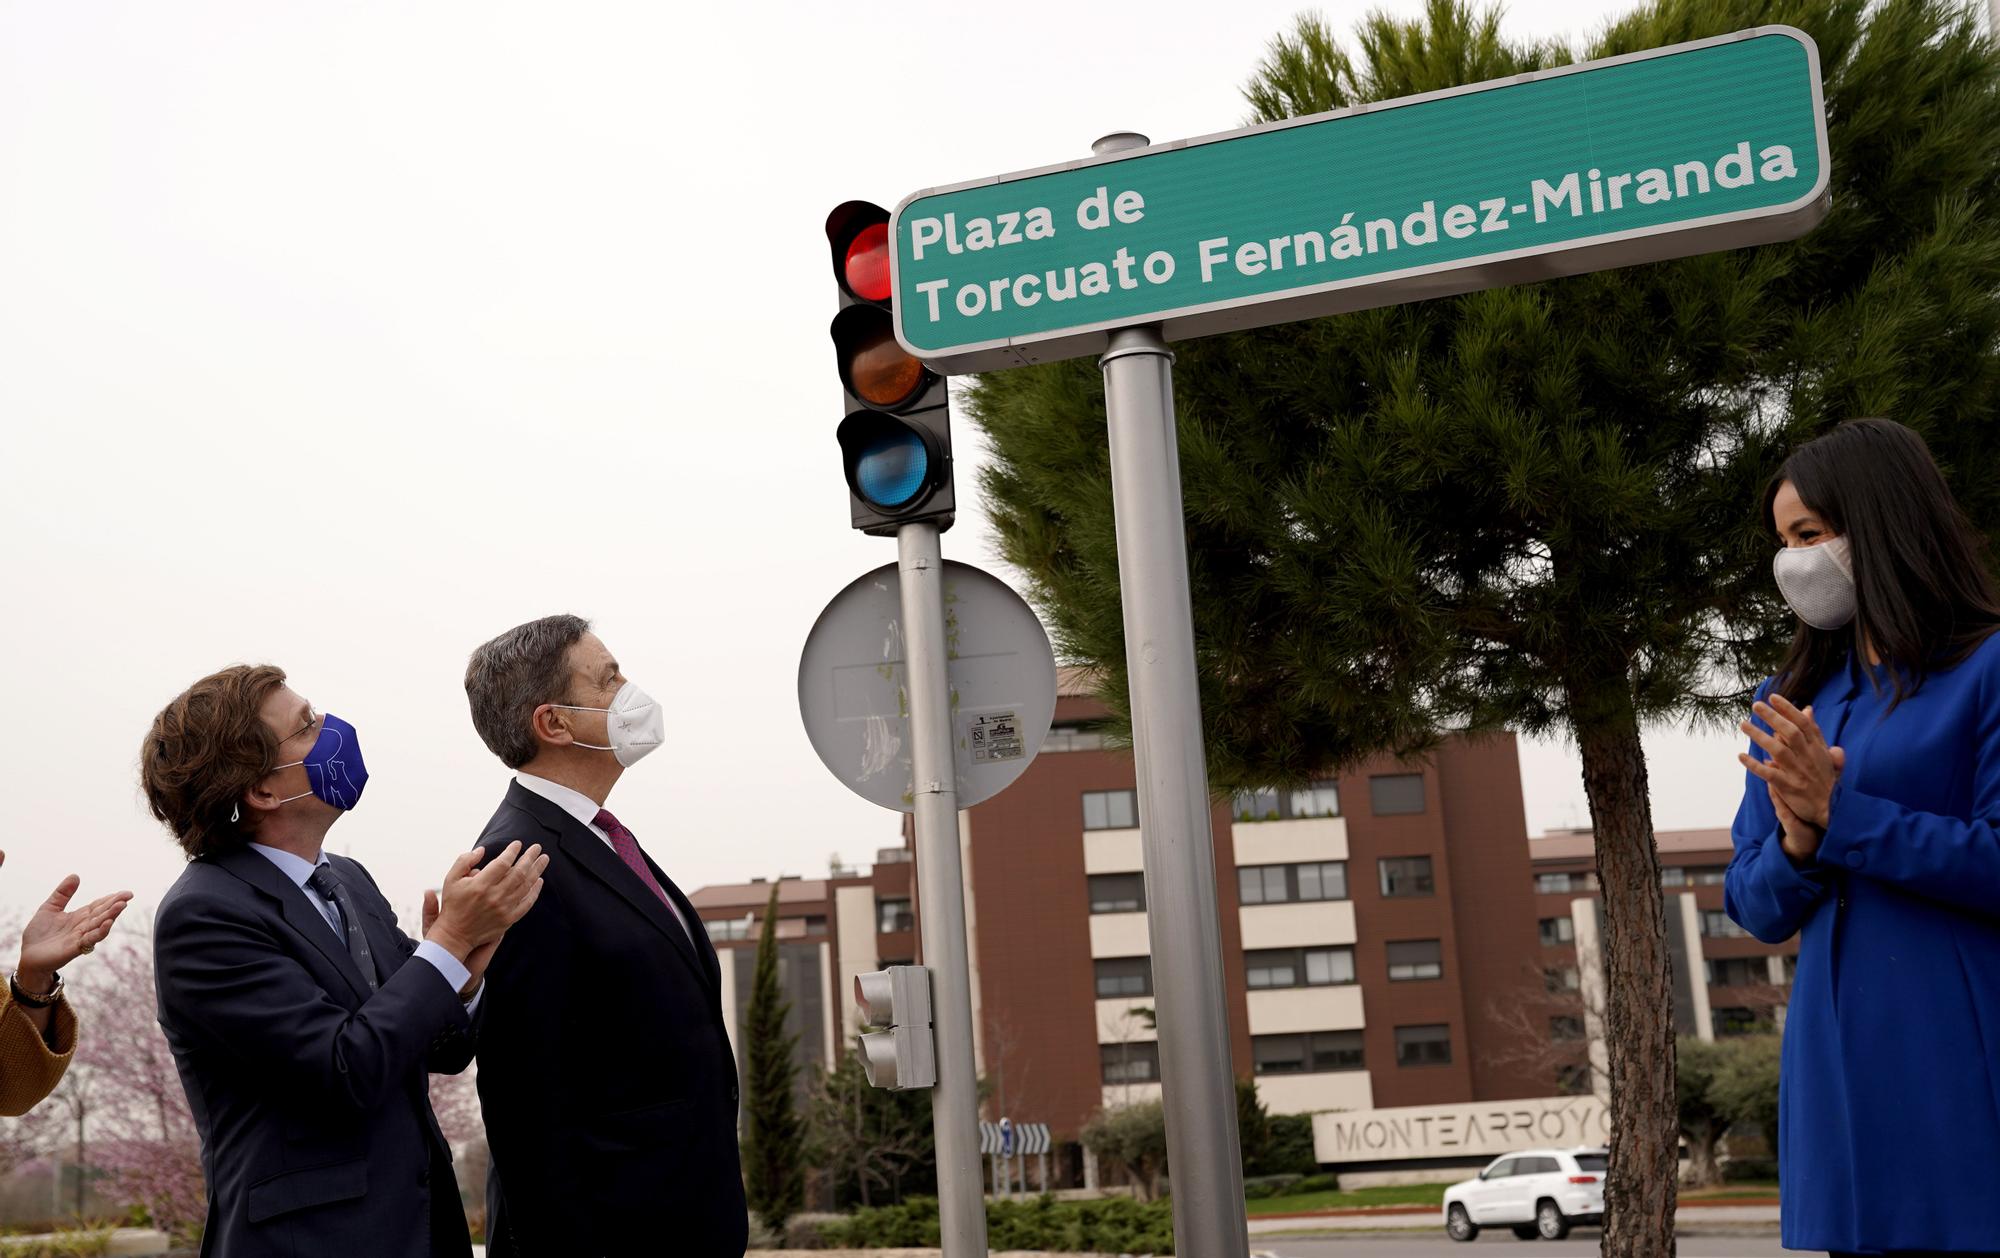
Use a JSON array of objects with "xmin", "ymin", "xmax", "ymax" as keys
[{"xmin": 854, "ymin": 428, "xmax": 929, "ymax": 508}]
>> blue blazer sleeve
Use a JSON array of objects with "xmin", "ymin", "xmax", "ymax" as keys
[
  {"xmin": 1815, "ymin": 655, "xmax": 2000, "ymax": 917},
  {"xmin": 1725, "ymin": 678, "xmax": 1832, "ymax": 943},
  {"xmin": 155, "ymin": 890, "xmax": 467, "ymax": 1113}
]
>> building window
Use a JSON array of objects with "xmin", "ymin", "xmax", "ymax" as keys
[
  {"xmin": 876, "ymin": 899, "xmax": 914, "ymax": 934},
  {"xmin": 1692, "ymin": 866, "xmax": 1729, "ymax": 885},
  {"xmin": 1550, "ymin": 1015, "xmax": 1586, "ymax": 1041},
  {"xmin": 1660, "ymin": 867, "xmax": 1688, "ymax": 888},
  {"xmin": 1044, "ymin": 723, "xmax": 1107, "ymax": 752},
  {"xmin": 1712, "ymin": 1006, "xmax": 1762, "ymax": 1037},
  {"xmin": 1378, "ymin": 856, "xmax": 1435, "ymax": 898},
  {"xmin": 1556, "ymin": 1063, "xmax": 1592, "ymax": 1095},
  {"xmin": 1395, "ymin": 1024, "xmax": 1452, "ymax": 1067},
  {"xmin": 1369, "ymin": 773, "xmax": 1426, "ymax": 815},
  {"xmin": 1544, "ymin": 966, "xmax": 1581, "ymax": 992},
  {"xmin": 1238, "ymin": 865, "xmax": 1287, "ymax": 905},
  {"xmin": 1253, "ymin": 1030, "xmax": 1364, "ymax": 1075},
  {"xmin": 1238, "ymin": 861, "xmax": 1348, "ymax": 906},
  {"xmin": 1094, "ymin": 956, "xmax": 1153, "ymax": 999},
  {"xmin": 1386, "ymin": 939, "xmax": 1444, "ymax": 982},
  {"xmin": 1706, "ymin": 957, "xmax": 1764, "ymax": 987},
  {"xmin": 1245, "ymin": 946, "xmax": 1355, "ymax": 990},
  {"xmin": 1101, "ymin": 1041, "xmax": 1160, "ymax": 1084},
  {"xmin": 1539, "ymin": 916, "xmax": 1575, "ymax": 946},
  {"xmin": 1235, "ymin": 780, "xmax": 1342, "ymax": 821},
  {"xmin": 1700, "ymin": 910, "xmax": 1749, "ymax": 939},
  {"xmin": 1082, "ymin": 789, "xmax": 1138, "ymax": 831},
  {"xmin": 1782, "ymin": 954, "xmax": 1797, "ymax": 983},
  {"xmin": 704, "ymin": 917, "xmax": 754, "ymax": 942},
  {"xmin": 1535, "ymin": 872, "xmax": 1580, "ymax": 894},
  {"xmin": 1088, "ymin": 873, "xmax": 1146, "ymax": 914}
]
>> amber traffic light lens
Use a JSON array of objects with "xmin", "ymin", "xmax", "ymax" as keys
[
  {"xmin": 847, "ymin": 324, "xmax": 925, "ymax": 408},
  {"xmin": 844, "ymin": 222, "xmax": 893, "ymax": 303}
]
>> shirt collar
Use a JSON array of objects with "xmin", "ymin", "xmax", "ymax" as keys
[
  {"xmin": 247, "ymin": 842, "xmax": 327, "ymax": 890},
  {"xmin": 514, "ymin": 773, "xmax": 604, "ymax": 829}
]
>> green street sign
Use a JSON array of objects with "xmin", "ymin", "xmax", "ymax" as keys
[{"xmin": 890, "ymin": 26, "xmax": 1829, "ymax": 374}]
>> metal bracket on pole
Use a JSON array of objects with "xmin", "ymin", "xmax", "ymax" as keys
[
  {"xmin": 1090, "ymin": 126, "xmax": 1251, "ymax": 1258},
  {"xmin": 897, "ymin": 521, "xmax": 990, "ymax": 1257}
]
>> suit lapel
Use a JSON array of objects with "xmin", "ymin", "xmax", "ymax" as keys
[
  {"xmin": 647, "ymin": 854, "xmax": 721, "ymax": 993},
  {"xmin": 504, "ymin": 783, "xmax": 710, "ymax": 990},
  {"xmin": 213, "ymin": 846, "xmax": 373, "ymax": 1005}
]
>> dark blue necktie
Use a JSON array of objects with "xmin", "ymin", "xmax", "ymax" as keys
[{"xmin": 306, "ymin": 863, "xmax": 379, "ymax": 992}]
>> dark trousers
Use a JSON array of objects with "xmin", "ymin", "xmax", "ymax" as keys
[{"xmin": 428, "ymin": 1148, "xmax": 472, "ymax": 1258}]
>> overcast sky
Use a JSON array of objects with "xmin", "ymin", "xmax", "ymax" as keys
[{"xmin": 0, "ymin": 0, "xmax": 1759, "ymax": 932}]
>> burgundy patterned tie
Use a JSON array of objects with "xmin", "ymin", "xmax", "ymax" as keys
[{"xmin": 594, "ymin": 809, "xmax": 691, "ymax": 943}]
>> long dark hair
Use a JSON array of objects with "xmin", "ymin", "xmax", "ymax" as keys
[{"xmin": 1765, "ymin": 418, "xmax": 2000, "ymax": 709}]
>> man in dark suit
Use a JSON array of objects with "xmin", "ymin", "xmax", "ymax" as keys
[
  {"xmin": 464, "ymin": 615, "xmax": 747, "ymax": 1257},
  {"xmin": 144, "ymin": 664, "xmax": 547, "ymax": 1258}
]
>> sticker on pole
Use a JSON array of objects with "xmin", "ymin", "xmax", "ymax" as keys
[
  {"xmin": 798, "ymin": 561, "xmax": 1057, "ymax": 812},
  {"xmin": 966, "ymin": 710, "xmax": 1024, "ymax": 765},
  {"xmin": 890, "ymin": 26, "xmax": 1830, "ymax": 373}
]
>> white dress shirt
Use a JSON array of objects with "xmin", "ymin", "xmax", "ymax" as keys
[
  {"xmin": 513, "ymin": 773, "xmax": 694, "ymax": 945},
  {"xmin": 248, "ymin": 843, "xmax": 479, "ymax": 1008}
]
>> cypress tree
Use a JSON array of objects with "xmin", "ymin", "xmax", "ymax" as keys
[
  {"xmin": 742, "ymin": 881, "xmax": 804, "ymax": 1239},
  {"xmin": 967, "ymin": 2, "xmax": 2000, "ymax": 1254}
]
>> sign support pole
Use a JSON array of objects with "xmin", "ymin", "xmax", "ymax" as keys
[
  {"xmin": 1095, "ymin": 131, "xmax": 1249, "ymax": 1255},
  {"xmin": 898, "ymin": 520, "xmax": 990, "ymax": 1258}
]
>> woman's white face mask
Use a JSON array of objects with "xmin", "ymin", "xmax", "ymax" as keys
[
  {"xmin": 552, "ymin": 681, "xmax": 665, "ymax": 767},
  {"xmin": 1773, "ymin": 535, "xmax": 1856, "ymax": 630}
]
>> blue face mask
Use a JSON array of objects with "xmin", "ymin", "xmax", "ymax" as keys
[{"xmin": 272, "ymin": 713, "xmax": 369, "ymax": 810}]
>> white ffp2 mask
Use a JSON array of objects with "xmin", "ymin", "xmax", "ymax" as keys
[
  {"xmin": 554, "ymin": 681, "xmax": 665, "ymax": 767},
  {"xmin": 1773, "ymin": 536, "xmax": 1857, "ymax": 630}
]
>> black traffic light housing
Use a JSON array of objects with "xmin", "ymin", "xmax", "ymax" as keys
[{"xmin": 827, "ymin": 200, "xmax": 955, "ymax": 536}]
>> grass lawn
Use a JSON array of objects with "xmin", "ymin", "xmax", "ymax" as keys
[
  {"xmin": 1244, "ymin": 1180, "xmax": 1778, "ymax": 1216},
  {"xmin": 1682, "ymin": 1183, "xmax": 1780, "ymax": 1199},
  {"xmin": 1246, "ymin": 1182, "xmax": 1449, "ymax": 1215}
]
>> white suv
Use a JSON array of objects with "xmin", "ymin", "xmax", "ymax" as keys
[{"xmin": 1442, "ymin": 1147, "xmax": 1607, "ymax": 1241}]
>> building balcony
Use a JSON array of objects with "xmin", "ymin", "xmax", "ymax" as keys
[
  {"xmin": 1232, "ymin": 816, "xmax": 1349, "ymax": 866},
  {"xmin": 1096, "ymin": 996, "xmax": 1158, "ymax": 1044},
  {"xmin": 1246, "ymin": 984, "xmax": 1365, "ymax": 1036},
  {"xmin": 1089, "ymin": 910, "xmax": 1151, "ymax": 958},
  {"xmin": 1083, "ymin": 827, "xmax": 1144, "ymax": 875},
  {"xmin": 1100, "ymin": 1080, "xmax": 1164, "ymax": 1110},
  {"xmin": 1239, "ymin": 899, "xmax": 1357, "ymax": 951},
  {"xmin": 1253, "ymin": 1069, "xmax": 1374, "ymax": 1117}
]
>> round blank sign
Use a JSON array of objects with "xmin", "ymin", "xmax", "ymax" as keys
[{"xmin": 798, "ymin": 560, "xmax": 1057, "ymax": 813}]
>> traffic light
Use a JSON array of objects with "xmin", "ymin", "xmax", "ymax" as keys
[
  {"xmin": 827, "ymin": 200, "xmax": 955, "ymax": 536},
  {"xmin": 853, "ymin": 964, "xmax": 937, "ymax": 1090}
]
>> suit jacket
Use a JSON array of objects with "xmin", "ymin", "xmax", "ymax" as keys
[
  {"xmin": 473, "ymin": 781, "xmax": 747, "ymax": 1258},
  {"xmin": 154, "ymin": 846, "xmax": 475, "ymax": 1258}
]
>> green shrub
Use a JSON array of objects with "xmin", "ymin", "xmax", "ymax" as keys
[
  {"xmin": 1242, "ymin": 1173, "xmax": 1303, "ymax": 1199},
  {"xmin": 0, "ymin": 1229, "xmax": 115, "ymax": 1258},
  {"xmin": 1721, "ymin": 1157, "xmax": 1778, "ymax": 1183},
  {"xmin": 1285, "ymin": 1172, "xmax": 1341, "ymax": 1195},
  {"xmin": 817, "ymin": 1194, "xmax": 1176, "ymax": 1253},
  {"xmin": 1262, "ymin": 1113, "xmax": 1320, "ymax": 1176}
]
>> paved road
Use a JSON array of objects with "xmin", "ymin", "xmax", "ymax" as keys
[{"xmin": 1254, "ymin": 1235, "xmax": 1798, "ymax": 1258}]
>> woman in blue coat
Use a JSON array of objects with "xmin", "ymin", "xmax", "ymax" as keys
[{"xmin": 1726, "ymin": 417, "xmax": 2000, "ymax": 1256}]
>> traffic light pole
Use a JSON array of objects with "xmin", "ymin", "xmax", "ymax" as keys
[
  {"xmin": 1100, "ymin": 321, "xmax": 1252, "ymax": 1258},
  {"xmin": 897, "ymin": 520, "xmax": 990, "ymax": 1258}
]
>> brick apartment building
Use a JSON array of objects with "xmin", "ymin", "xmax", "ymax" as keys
[
  {"xmin": 1531, "ymin": 827, "xmax": 1799, "ymax": 1048},
  {"xmin": 690, "ymin": 677, "xmax": 1798, "ymax": 1178}
]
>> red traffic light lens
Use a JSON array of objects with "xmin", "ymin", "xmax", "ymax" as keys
[
  {"xmin": 846, "ymin": 322, "xmax": 925, "ymax": 409},
  {"xmin": 844, "ymin": 222, "xmax": 893, "ymax": 303}
]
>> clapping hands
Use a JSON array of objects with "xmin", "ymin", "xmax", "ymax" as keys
[{"xmin": 1737, "ymin": 694, "xmax": 1846, "ymax": 863}]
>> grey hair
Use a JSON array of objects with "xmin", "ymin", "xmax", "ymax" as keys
[{"xmin": 465, "ymin": 614, "xmax": 592, "ymax": 769}]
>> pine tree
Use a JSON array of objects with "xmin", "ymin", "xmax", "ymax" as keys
[
  {"xmin": 742, "ymin": 882, "xmax": 804, "ymax": 1239},
  {"xmin": 967, "ymin": 2, "xmax": 2000, "ymax": 1255}
]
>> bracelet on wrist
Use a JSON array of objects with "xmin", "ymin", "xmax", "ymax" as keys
[{"xmin": 8, "ymin": 971, "xmax": 63, "ymax": 1009}]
